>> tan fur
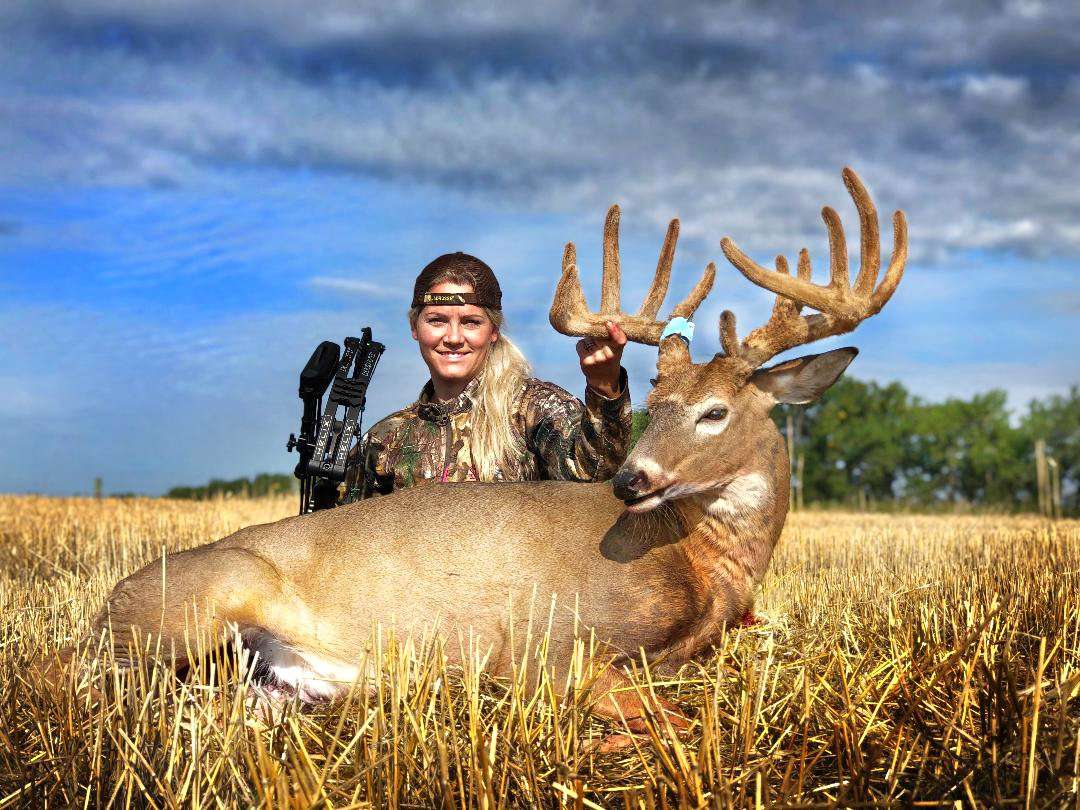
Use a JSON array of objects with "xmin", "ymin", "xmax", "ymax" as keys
[{"xmin": 85, "ymin": 473, "xmax": 781, "ymax": 672}]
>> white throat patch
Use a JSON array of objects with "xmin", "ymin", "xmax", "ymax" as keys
[{"xmin": 705, "ymin": 472, "xmax": 771, "ymax": 521}]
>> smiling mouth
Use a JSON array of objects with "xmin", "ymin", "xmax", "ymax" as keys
[{"xmin": 438, "ymin": 351, "xmax": 471, "ymax": 360}]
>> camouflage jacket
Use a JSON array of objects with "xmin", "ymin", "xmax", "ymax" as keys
[{"xmin": 337, "ymin": 368, "xmax": 631, "ymax": 503}]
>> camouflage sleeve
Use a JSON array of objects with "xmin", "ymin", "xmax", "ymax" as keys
[
  {"xmin": 523, "ymin": 367, "xmax": 632, "ymax": 482},
  {"xmin": 336, "ymin": 430, "xmax": 396, "ymax": 505}
]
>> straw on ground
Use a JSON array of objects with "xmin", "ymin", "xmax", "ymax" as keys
[{"xmin": 1, "ymin": 495, "xmax": 1078, "ymax": 807}]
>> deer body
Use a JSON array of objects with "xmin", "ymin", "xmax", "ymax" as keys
[
  {"xmin": 58, "ymin": 168, "xmax": 905, "ymax": 739},
  {"xmin": 103, "ymin": 438, "xmax": 786, "ymax": 696}
]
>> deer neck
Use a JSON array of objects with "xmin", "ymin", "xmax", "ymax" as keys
[{"xmin": 670, "ymin": 430, "xmax": 789, "ymax": 601}]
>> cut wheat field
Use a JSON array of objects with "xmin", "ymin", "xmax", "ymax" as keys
[{"xmin": 1, "ymin": 495, "xmax": 1079, "ymax": 808}]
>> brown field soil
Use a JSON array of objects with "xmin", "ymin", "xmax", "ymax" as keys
[{"xmin": 1, "ymin": 495, "xmax": 1079, "ymax": 808}]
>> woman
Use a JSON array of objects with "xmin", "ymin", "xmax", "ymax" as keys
[{"xmin": 338, "ymin": 251, "xmax": 632, "ymax": 502}]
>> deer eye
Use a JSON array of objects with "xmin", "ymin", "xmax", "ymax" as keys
[{"xmin": 699, "ymin": 406, "xmax": 729, "ymax": 422}]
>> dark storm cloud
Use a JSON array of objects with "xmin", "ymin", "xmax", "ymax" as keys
[
  {"xmin": 29, "ymin": 10, "xmax": 774, "ymax": 88},
  {"xmin": 3, "ymin": 0, "xmax": 1080, "ymax": 260}
]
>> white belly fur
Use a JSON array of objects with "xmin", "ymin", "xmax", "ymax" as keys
[{"xmin": 240, "ymin": 628, "xmax": 361, "ymax": 702}]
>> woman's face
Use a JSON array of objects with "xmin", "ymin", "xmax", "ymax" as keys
[{"xmin": 412, "ymin": 281, "xmax": 499, "ymax": 392}]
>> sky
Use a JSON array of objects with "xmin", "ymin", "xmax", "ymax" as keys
[{"xmin": 1, "ymin": 1, "xmax": 1078, "ymax": 495}]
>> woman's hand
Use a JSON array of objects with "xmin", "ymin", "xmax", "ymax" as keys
[{"xmin": 576, "ymin": 320, "xmax": 627, "ymax": 398}]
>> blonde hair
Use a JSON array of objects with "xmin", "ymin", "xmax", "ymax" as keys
[{"xmin": 408, "ymin": 274, "xmax": 532, "ymax": 481}]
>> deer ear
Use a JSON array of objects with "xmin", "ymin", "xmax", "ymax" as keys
[{"xmin": 750, "ymin": 347, "xmax": 858, "ymax": 405}]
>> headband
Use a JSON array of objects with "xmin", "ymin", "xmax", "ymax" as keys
[
  {"xmin": 418, "ymin": 292, "xmax": 482, "ymax": 306},
  {"xmin": 412, "ymin": 252, "xmax": 503, "ymax": 311}
]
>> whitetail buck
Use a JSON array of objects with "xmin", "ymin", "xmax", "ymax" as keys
[{"xmin": 53, "ymin": 168, "xmax": 906, "ymax": 740}]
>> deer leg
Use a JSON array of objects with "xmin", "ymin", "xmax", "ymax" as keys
[
  {"xmin": 585, "ymin": 664, "xmax": 691, "ymax": 752},
  {"xmin": 39, "ymin": 545, "xmax": 298, "ymax": 693},
  {"xmin": 91, "ymin": 545, "xmax": 293, "ymax": 667}
]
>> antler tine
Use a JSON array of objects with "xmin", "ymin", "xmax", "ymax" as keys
[
  {"xmin": 718, "ymin": 309, "xmax": 740, "ymax": 357},
  {"xmin": 870, "ymin": 210, "xmax": 907, "ymax": 314},
  {"xmin": 549, "ymin": 241, "xmax": 593, "ymax": 335},
  {"xmin": 822, "ymin": 205, "xmax": 849, "ymax": 290},
  {"xmin": 637, "ymin": 218, "xmax": 679, "ymax": 319},
  {"xmin": 796, "ymin": 247, "xmax": 812, "ymax": 289},
  {"xmin": 721, "ymin": 237, "xmax": 847, "ymax": 317},
  {"xmin": 669, "ymin": 262, "xmax": 716, "ymax": 320},
  {"xmin": 600, "ymin": 205, "xmax": 621, "ymax": 315},
  {"xmin": 722, "ymin": 254, "xmax": 807, "ymax": 367},
  {"xmin": 717, "ymin": 167, "xmax": 908, "ymax": 369},
  {"xmin": 550, "ymin": 205, "xmax": 714, "ymax": 346},
  {"xmin": 844, "ymin": 167, "xmax": 880, "ymax": 297}
]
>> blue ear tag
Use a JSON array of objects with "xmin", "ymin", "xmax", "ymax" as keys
[{"xmin": 659, "ymin": 316, "xmax": 695, "ymax": 346}]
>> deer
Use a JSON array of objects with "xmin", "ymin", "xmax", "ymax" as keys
[{"xmin": 47, "ymin": 168, "xmax": 906, "ymax": 747}]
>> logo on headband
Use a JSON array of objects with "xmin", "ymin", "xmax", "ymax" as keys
[{"xmin": 422, "ymin": 292, "xmax": 480, "ymax": 306}]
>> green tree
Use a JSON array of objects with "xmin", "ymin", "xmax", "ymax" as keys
[
  {"xmin": 631, "ymin": 409, "xmax": 651, "ymax": 447},
  {"xmin": 1021, "ymin": 386, "xmax": 1080, "ymax": 515},
  {"xmin": 902, "ymin": 391, "xmax": 1028, "ymax": 508},
  {"xmin": 777, "ymin": 377, "xmax": 911, "ymax": 505},
  {"xmin": 166, "ymin": 474, "xmax": 295, "ymax": 499}
]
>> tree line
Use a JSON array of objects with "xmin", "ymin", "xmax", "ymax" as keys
[
  {"xmin": 166, "ymin": 473, "xmax": 295, "ymax": 500},
  {"xmin": 632, "ymin": 379, "xmax": 1078, "ymax": 516}
]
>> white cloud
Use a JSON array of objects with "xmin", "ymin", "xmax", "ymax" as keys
[
  {"xmin": 962, "ymin": 73, "xmax": 1028, "ymax": 103},
  {"xmin": 308, "ymin": 276, "xmax": 403, "ymax": 297},
  {"xmin": 3, "ymin": 2, "xmax": 1080, "ymax": 262}
]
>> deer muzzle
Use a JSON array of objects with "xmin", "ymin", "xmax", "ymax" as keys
[
  {"xmin": 612, "ymin": 468, "xmax": 647, "ymax": 502},
  {"xmin": 612, "ymin": 466, "xmax": 672, "ymax": 512}
]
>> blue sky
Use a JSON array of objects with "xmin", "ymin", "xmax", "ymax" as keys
[{"xmin": 1, "ymin": 1, "xmax": 1078, "ymax": 495}]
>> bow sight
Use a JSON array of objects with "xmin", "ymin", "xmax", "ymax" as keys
[{"xmin": 287, "ymin": 328, "xmax": 384, "ymax": 514}]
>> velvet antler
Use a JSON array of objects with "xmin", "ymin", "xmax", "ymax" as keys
[
  {"xmin": 716, "ymin": 167, "xmax": 907, "ymax": 368},
  {"xmin": 550, "ymin": 205, "xmax": 716, "ymax": 346}
]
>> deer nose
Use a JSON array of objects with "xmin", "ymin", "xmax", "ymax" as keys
[{"xmin": 612, "ymin": 468, "xmax": 649, "ymax": 502}]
